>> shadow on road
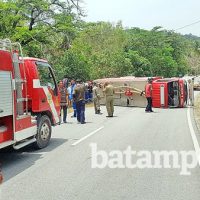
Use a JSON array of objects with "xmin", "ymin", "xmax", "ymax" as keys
[{"xmin": 0, "ymin": 138, "xmax": 68, "ymax": 183}]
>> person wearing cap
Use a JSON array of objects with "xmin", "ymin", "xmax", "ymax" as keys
[
  {"xmin": 93, "ymin": 82, "xmax": 101, "ymax": 114},
  {"xmin": 103, "ymin": 82, "xmax": 115, "ymax": 117},
  {"xmin": 59, "ymin": 81, "xmax": 69, "ymax": 123},
  {"xmin": 145, "ymin": 78, "xmax": 153, "ymax": 112},
  {"xmin": 73, "ymin": 79, "xmax": 86, "ymax": 124}
]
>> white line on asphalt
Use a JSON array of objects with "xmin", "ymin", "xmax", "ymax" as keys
[
  {"xmin": 22, "ymin": 152, "xmax": 48, "ymax": 155},
  {"xmin": 187, "ymin": 108, "xmax": 200, "ymax": 166},
  {"xmin": 71, "ymin": 126, "xmax": 104, "ymax": 146}
]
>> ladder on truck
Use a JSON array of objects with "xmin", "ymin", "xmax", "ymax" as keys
[{"xmin": 0, "ymin": 39, "xmax": 28, "ymax": 117}]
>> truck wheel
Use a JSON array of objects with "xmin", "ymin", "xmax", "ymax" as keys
[{"xmin": 34, "ymin": 115, "xmax": 51, "ymax": 149}]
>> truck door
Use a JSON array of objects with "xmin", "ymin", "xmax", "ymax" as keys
[{"xmin": 36, "ymin": 62, "xmax": 60, "ymax": 124}]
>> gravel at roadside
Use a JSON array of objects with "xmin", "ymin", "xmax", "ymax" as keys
[{"xmin": 194, "ymin": 93, "xmax": 200, "ymax": 130}]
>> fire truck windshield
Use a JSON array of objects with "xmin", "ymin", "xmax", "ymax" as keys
[{"xmin": 36, "ymin": 62, "xmax": 56, "ymax": 91}]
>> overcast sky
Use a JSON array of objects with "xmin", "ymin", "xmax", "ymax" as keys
[{"xmin": 83, "ymin": 0, "xmax": 200, "ymax": 36}]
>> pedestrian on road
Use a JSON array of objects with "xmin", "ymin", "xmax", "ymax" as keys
[
  {"xmin": 103, "ymin": 82, "xmax": 115, "ymax": 117},
  {"xmin": 84, "ymin": 82, "xmax": 89, "ymax": 103},
  {"xmin": 67, "ymin": 82, "xmax": 72, "ymax": 107},
  {"xmin": 70, "ymin": 80, "xmax": 77, "ymax": 118},
  {"xmin": 145, "ymin": 78, "xmax": 153, "ymax": 112},
  {"xmin": 93, "ymin": 82, "xmax": 101, "ymax": 114},
  {"xmin": 88, "ymin": 81, "xmax": 93, "ymax": 102},
  {"xmin": 59, "ymin": 81, "xmax": 69, "ymax": 123},
  {"xmin": 73, "ymin": 79, "xmax": 86, "ymax": 124}
]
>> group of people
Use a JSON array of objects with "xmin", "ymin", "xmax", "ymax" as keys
[
  {"xmin": 58, "ymin": 79, "xmax": 115, "ymax": 125},
  {"xmin": 93, "ymin": 81, "xmax": 115, "ymax": 117},
  {"xmin": 58, "ymin": 76, "xmax": 153, "ymax": 125},
  {"xmin": 59, "ymin": 79, "xmax": 85, "ymax": 124}
]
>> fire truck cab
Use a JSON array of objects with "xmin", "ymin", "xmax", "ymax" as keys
[
  {"xmin": 152, "ymin": 78, "xmax": 188, "ymax": 108},
  {"xmin": 0, "ymin": 39, "xmax": 60, "ymax": 150}
]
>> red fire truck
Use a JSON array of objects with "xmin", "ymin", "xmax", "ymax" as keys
[
  {"xmin": 152, "ymin": 78, "xmax": 188, "ymax": 108},
  {"xmin": 0, "ymin": 39, "xmax": 60, "ymax": 150}
]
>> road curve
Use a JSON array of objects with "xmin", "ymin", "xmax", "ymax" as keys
[{"xmin": 1, "ymin": 105, "xmax": 200, "ymax": 200}]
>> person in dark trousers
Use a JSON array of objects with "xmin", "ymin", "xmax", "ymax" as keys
[
  {"xmin": 85, "ymin": 82, "xmax": 89, "ymax": 103},
  {"xmin": 145, "ymin": 78, "xmax": 153, "ymax": 112},
  {"xmin": 73, "ymin": 80, "xmax": 86, "ymax": 124},
  {"xmin": 59, "ymin": 81, "xmax": 68, "ymax": 123},
  {"xmin": 69, "ymin": 79, "xmax": 77, "ymax": 118},
  {"xmin": 88, "ymin": 81, "xmax": 93, "ymax": 102}
]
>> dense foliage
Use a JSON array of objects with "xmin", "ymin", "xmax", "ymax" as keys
[{"xmin": 1, "ymin": 0, "xmax": 200, "ymax": 81}]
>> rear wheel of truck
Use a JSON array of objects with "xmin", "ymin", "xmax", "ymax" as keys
[{"xmin": 34, "ymin": 115, "xmax": 52, "ymax": 149}]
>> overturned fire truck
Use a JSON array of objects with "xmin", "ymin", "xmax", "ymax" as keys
[
  {"xmin": 95, "ymin": 76, "xmax": 193, "ymax": 108},
  {"xmin": 152, "ymin": 78, "xmax": 191, "ymax": 108},
  {"xmin": 0, "ymin": 39, "xmax": 60, "ymax": 150}
]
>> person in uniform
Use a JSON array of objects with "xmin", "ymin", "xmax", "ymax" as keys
[
  {"xmin": 73, "ymin": 80, "xmax": 86, "ymax": 124},
  {"xmin": 103, "ymin": 82, "xmax": 115, "ymax": 117},
  {"xmin": 59, "ymin": 81, "xmax": 68, "ymax": 123},
  {"xmin": 145, "ymin": 78, "xmax": 153, "ymax": 112},
  {"xmin": 93, "ymin": 82, "xmax": 101, "ymax": 114}
]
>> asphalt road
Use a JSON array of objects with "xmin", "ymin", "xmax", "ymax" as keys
[{"xmin": 1, "ymin": 103, "xmax": 200, "ymax": 200}]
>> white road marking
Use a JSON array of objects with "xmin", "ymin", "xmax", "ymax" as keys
[
  {"xmin": 22, "ymin": 152, "xmax": 48, "ymax": 155},
  {"xmin": 71, "ymin": 126, "xmax": 104, "ymax": 146},
  {"xmin": 187, "ymin": 108, "xmax": 200, "ymax": 166}
]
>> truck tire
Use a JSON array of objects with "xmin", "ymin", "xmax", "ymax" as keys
[{"xmin": 34, "ymin": 115, "xmax": 51, "ymax": 149}]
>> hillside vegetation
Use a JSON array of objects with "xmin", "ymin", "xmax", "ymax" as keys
[{"xmin": 1, "ymin": 0, "xmax": 200, "ymax": 80}]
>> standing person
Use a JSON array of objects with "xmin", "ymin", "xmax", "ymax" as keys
[
  {"xmin": 67, "ymin": 82, "xmax": 72, "ymax": 107},
  {"xmin": 73, "ymin": 80, "xmax": 86, "ymax": 124},
  {"xmin": 145, "ymin": 78, "xmax": 153, "ymax": 112},
  {"xmin": 63, "ymin": 76, "xmax": 69, "ymax": 89},
  {"xmin": 103, "ymin": 82, "xmax": 115, "ymax": 117},
  {"xmin": 70, "ymin": 80, "xmax": 77, "ymax": 118},
  {"xmin": 93, "ymin": 82, "xmax": 101, "ymax": 114},
  {"xmin": 88, "ymin": 81, "xmax": 93, "ymax": 102},
  {"xmin": 84, "ymin": 82, "xmax": 89, "ymax": 103},
  {"xmin": 59, "ymin": 81, "xmax": 68, "ymax": 123}
]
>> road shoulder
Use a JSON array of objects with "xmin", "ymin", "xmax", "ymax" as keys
[{"xmin": 192, "ymin": 93, "xmax": 200, "ymax": 146}]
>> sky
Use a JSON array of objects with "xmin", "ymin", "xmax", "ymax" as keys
[{"xmin": 83, "ymin": 0, "xmax": 200, "ymax": 36}]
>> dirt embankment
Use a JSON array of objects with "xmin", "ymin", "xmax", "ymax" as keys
[{"xmin": 194, "ymin": 93, "xmax": 200, "ymax": 130}]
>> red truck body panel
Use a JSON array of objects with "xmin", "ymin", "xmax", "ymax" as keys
[
  {"xmin": 0, "ymin": 44, "xmax": 60, "ymax": 149},
  {"xmin": 152, "ymin": 78, "xmax": 187, "ymax": 108}
]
